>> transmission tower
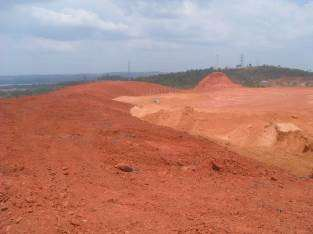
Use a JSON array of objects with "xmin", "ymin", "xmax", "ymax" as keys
[
  {"xmin": 127, "ymin": 60, "xmax": 131, "ymax": 79},
  {"xmin": 215, "ymin": 54, "xmax": 220, "ymax": 69},
  {"xmin": 240, "ymin": 54, "xmax": 245, "ymax": 67}
]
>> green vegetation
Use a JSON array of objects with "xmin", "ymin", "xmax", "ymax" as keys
[
  {"xmin": 137, "ymin": 65, "xmax": 313, "ymax": 88},
  {"xmin": 1, "ymin": 65, "xmax": 312, "ymax": 99},
  {"xmin": 137, "ymin": 68, "xmax": 215, "ymax": 89},
  {"xmin": 0, "ymin": 80, "xmax": 91, "ymax": 98},
  {"xmin": 0, "ymin": 85, "xmax": 57, "ymax": 98}
]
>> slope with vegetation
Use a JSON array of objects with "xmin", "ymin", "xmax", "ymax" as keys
[{"xmin": 137, "ymin": 65, "xmax": 313, "ymax": 88}]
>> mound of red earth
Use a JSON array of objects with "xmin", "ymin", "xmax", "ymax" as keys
[
  {"xmin": 1, "ymin": 81, "xmax": 313, "ymax": 233},
  {"xmin": 195, "ymin": 72, "xmax": 241, "ymax": 91}
]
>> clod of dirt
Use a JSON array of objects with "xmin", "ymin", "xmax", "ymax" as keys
[
  {"xmin": 303, "ymin": 143, "xmax": 313, "ymax": 153},
  {"xmin": 275, "ymin": 123, "xmax": 300, "ymax": 133},
  {"xmin": 211, "ymin": 162, "xmax": 222, "ymax": 172},
  {"xmin": 115, "ymin": 163, "xmax": 134, "ymax": 172},
  {"xmin": 273, "ymin": 123, "xmax": 313, "ymax": 154}
]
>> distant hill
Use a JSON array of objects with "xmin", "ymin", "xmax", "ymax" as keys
[
  {"xmin": 137, "ymin": 66, "xmax": 313, "ymax": 88},
  {"xmin": 0, "ymin": 72, "xmax": 160, "ymax": 98},
  {"xmin": 0, "ymin": 72, "xmax": 159, "ymax": 86},
  {"xmin": 0, "ymin": 74, "xmax": 99, "ymax": 85}
]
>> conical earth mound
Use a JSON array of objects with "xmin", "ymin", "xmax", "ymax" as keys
[{"xmin": 195, "ymin": 72, "xmax": 241, "ymax": 91}]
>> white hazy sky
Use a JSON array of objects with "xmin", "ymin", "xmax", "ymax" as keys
[{"xmin": 0, "ymin": 0, "xmax": 313, "ymax": 75}]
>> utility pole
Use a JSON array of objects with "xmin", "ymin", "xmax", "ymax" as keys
[
  {"xmin": 216, "ymin": 54, "xmax": 220, "ymax": 69},
  {"xmin": 127, "ymin": 60, "xmax": 131, "ymax": 79},
  {"xmin": 240, "ymin": 54, "xmax": 245, "ymax": 68}
]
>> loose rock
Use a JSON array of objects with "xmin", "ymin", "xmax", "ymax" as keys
[
  {"xmin": 15, "ymin": 217, "xmax": 23, "ymax": 224},
  {"xmin": 211, "ymin": 162, "xmax": 222, "ymax": 172},
  {"xmin": 115, "ymin": 163, "xmax": 134, "ymax": 172},
  {"xmin": 70, "ymin": 218, "xmax": 81, "ymax": 226}
]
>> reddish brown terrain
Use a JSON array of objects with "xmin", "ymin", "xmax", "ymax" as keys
[
  {"xmin": 194, "ymin": 72, "xmax": 242, "ymax": 91},
  {"xmin": 118, "ymin": 73, "xmax": 313, "ymax": 177},
  {"xmin": 1, "ymin": 80, "xmax": 313, "ymax": 233}
]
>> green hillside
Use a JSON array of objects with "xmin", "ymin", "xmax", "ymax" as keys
[{"xmin": 137, "ymin": 66, "xmax": 313, "ymax": 88}]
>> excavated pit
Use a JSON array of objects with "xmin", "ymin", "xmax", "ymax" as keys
[{"xmin": 116, "ymin": 73, "xmax": 313, "ymax": 176}]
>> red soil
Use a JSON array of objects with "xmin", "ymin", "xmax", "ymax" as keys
[
  {"xmin": 194, "ymin": 72, "xmax": 241, "ymax": 91},
  {"xmin": 1, "ymin": 81, "xmax": 313, "ymax": 233}
]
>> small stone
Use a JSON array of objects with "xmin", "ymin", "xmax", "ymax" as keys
[
  {"xmin": 181, "ymin": 166, "xmax": 196, "ymax": 172},
  {"xmin": 62, "ymin": 167, "xmax": 68, "ymax": 171},
  {"xmin": 16, "ymin": 217, "xmax": 23, "ymax": 224},
  {"xmin": 271, "ymin": 176, "xmax": 278, "ymax": 181},
  {"xmin": 107, "ymin": 198, "xmax": 117, "ymax": 203},
  {"xmin": 60, "ymin": 193, "xmax": 67, "ymax": 198},
  {"xmin": 63, "ymin": 171, "xmax": 69, "ymax": 176},
  {"xmin": 211, "ymin": 162, "xmax": 221, "ymax": 172},
  {"xmin": 25, "ymin": 197, "xmax": 34, "ymax": 203},
  {"xmin": 70, "ymin": 218, "xmax": 81, "ymax": 226},
  {"xmin": 115, "ymin": 163, "xmax": 134, "ymax": 172},
  {"xmin": 1, "ymin": 206, "xmax": 8, "ymax": 212},
  {"xmin": 5, "ymin": 225, "xmax": 11, "ymax": 232}
]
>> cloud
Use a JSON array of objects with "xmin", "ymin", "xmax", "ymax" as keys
[
  {"xmin": 0, "ymin": 0, "xmax": 55, "ymax": 9},
  {"xmin": 14, "ymin": 0, "xmax": 313, "ymax": 49},
  {"xmin": 26, "ymin": 37, "xmax": 80, "ymax": 52},
  {"xmin": 29, "ymin": 7, "xmax": 128, "ymax": 32},
  {"xmin": 1, "ymin": 0, "xmax": 313, "ymax": 75},
  {"xmin": 127, "ymin": 0, "xmax": 313, "ymax": 48}
]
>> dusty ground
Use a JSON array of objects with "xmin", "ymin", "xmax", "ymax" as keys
[
  {"xmin": 1, "ymin": 81, "xmax": 313, "ymax": 233},
  {"xmin": 116, "ymin": 75, "xmax": 313, "ymax": 177}
]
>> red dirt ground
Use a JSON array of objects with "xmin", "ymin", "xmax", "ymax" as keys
[
  {"xmin": 194, "ymin": 72, "xmax": 241, "ymax": 91},
  {"xmin": 118, "ymin": 77, "xmax": 313, "ymax": 177},
  {"xmin": 1, "ymin": 81, "xmax": 313, "ymax": 233}
]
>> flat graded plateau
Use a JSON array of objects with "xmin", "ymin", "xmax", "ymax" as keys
[{"xmin": 1, "ymin": 80, "xmax": 313, "ymax": 233}]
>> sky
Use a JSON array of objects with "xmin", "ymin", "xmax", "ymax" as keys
[{"xmin": 0, "ymin": 0, "xmax": 313, "ymax": 75}]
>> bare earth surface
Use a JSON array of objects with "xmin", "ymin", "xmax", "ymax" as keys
[
  {"xmin": 117, "ymin": 74, "xmax": 313, "ymax": 177},
  {"xmin": 1, "ymin": 81, "xmax": 313, "ymax": 233}
]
